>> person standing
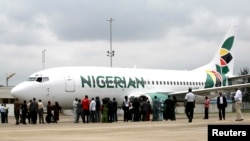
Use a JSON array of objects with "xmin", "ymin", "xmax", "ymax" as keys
[
  {"xmin": 107, "ymin": 98, "xmax": 114, "ymax": 122},
  {"xmin": 76, "ymin": 99, "xmax": 83, "ymax": 123},
  {"xmin": 146, "ymin": 101, "xmax": 151, "ymax": 121},
  {"xmin": 0, "ymin": 104, "xmax": 6, "ymax": 123},
  {"xmin": 101, "ymin": 98, "xmax": 108, "ymax": 123},
  {"xmin": 73, "ymin": 98, "xmax": 78, "ymax": 123},
  {"xmin": 141, "ymin": 99, "xmax": 149, "ymax": 121},
  {"xmin": 53, "ymin": 101, "xmax": 61, "ymax": 123},
  {"xmin": 89, "ymin": 97, "xmax": 96, "ymax": 123},
  {"xmin": 30, "ymin": 98, "xmax": 38, "ymax": 124},
  {"xmin": 234, "ymin": 88, "xmax": 243, "ymax": 121},
  {"xmin": 4, "ymin": 104, "xmax": 9, "ymax": 123},
  {"xmin": 164, "ymin": 96, "xmax": 174, "ymax": 121},
  {"xmin": 27, "ymin": 99, "xmax": 32, "ymax": 124},
  {"xmin": 95, "ymin": 96, "xmax": 101, "ymax": 123},
  {"xmin": 152, "ymin": 96, "xmax": 160, "ymax": 121},
  {"xmin": 172, "ymin": 96, "xmax": 177, "ymax": 120},
  {"xmin": 38, "ymin": 99, "xmax": 45, "ymax": 124},
  {"xmin": 216, "ymin": 92, "xmax": 227, "ymax": 120},
  {"xmin": 46, "ymin": 101, "xmax": 53, "ymax": 123},
  {"xmin": 184, "ymin": 88, "xmax": 195, "ymax": 123},
  {"xmin": 82, "ymin": 95, "xmax": 90, "ymax": 123},
  {"xmin": 132, "ymin": 97, "xmax": 140, "ymax": 121},
  {"xmin": 122, "ymin": 96, "xmax": 130, "ymax": 122},
  {"xmin": 14, "ymin": 98, "xmax": 21, "ymax": 125},
  {"xmin": 203, "ymin": 96, "xmax": 210, "ymax": 119},
  {"xmin": 21, "ymin": 100, "xmax": 28, "ymax": 124},
  {"xmin": 112, "ymin": 98, "xmax": 118, "ymax": 122}
]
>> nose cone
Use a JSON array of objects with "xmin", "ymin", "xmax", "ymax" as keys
[{"xmin": 10, "ymin": 82, "xmax": 31, "ymax": 100}]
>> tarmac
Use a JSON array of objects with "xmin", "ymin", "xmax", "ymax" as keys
[{"xmin": 0, "ymin": 112, "xmax": 249, "ymax": 141}]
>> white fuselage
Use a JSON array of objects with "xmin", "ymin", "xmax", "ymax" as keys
[{"xmin": 11, "ymin": 66, "xmax": 207, "ymax": 108}]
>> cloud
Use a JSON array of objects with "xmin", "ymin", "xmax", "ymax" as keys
[{"xmin": 0, "ymin": 0, "xmax": 250, "ymax": 86}]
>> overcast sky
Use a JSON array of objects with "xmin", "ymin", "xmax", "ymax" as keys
[{"xmin": 0, "ymin": 0, "xmax": 250, "ymax": 86}]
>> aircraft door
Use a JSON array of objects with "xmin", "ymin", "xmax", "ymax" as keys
[{"xmin": 65, "ymin": 75, "xmax": 75, "ymax": 92}]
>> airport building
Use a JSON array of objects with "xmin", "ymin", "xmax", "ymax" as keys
[{"xmin": 0, "ymin": 86, "xmax": 15, "ymax": 104}]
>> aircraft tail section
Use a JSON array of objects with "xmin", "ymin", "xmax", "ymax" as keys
[{"xmin": 193, "ymin": 25, "xmax": 237, "ymax": 87}]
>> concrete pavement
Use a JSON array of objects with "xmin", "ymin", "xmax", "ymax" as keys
[{"xmin": 0, "ymin": 112, "xmax": 249, "ymax": 141}]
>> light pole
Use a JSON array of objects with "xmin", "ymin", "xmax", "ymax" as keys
[
  {"xmin": 107, "ymin": 18, "xmax": 115, "ymax": 67},
  {"xmin": 42, "ymin": 49, "xmax": 46, "ymax": 69},
  {"xmin": 6, "ymin": 73, "xmax": 15, "ymax": 87}
]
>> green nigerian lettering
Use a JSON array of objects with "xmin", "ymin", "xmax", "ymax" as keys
[{"xmin": 80, "ymin": 75, "xmax": 145, "ymax": 88}]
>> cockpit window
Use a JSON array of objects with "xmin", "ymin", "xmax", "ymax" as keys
[
  {"xmin": 28, "ymin": 77, "xmax": 37, "ymax": 81},
  {"xmin": 28, "ymin": 77, "xmax": 49, "ymax": 83},
  {"xmin": 36, "ymin": 77, "xmax": 42, "ymax": 82},
  {"xmin": 42, "ymin": 77, "xmax": 49, "ymax": 82}
]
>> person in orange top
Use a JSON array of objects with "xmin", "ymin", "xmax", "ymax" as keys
[
  {"xmin": 82, "ymin": 95, "xmax": 90, "ymax": 123},
  {"xmin": 203, "ymin": 96, "xmax": 210, "ymax": 119}
]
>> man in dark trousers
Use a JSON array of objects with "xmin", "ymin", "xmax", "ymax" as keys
[
  {"xmin": 14, "ymin": 98, "xmax": 21, "ymax": 125},
  {"xmin": 30, "ymin": 98, "xmax": 38, "ymax": 124},
  {"xmin": 216, "ymin": 92, "xmax": 227, "ymax": 120},
  {"xmin": 132, "ymin": 97, "xmax": 140, "ymax": 121},
  {"xmin": 184, "ymin": 88, "xmax": 195, "ymax": 123},
  {"xmin": 164, "ymin": 95, "xmax": 174, "ymax": 121},
  {"xmin": 112, "ymin": 98, "xmax": 118, "ymax": 122}
]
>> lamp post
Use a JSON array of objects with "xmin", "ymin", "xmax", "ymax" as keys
[
  {"xmin": 6, "ymin": 73, "xmax": 16, "ymax": 87},
  {"xmin": 42, "ymin": 49, "xmax": 46, "ymax": 69},
  {"xmin": 107, "ymin": 18, "xmax": 115, "ymax": 67}
]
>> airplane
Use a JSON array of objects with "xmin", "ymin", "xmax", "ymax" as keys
[{"xmin": 10, "ymin": 25, "xmax": 250, "ymax": 109}]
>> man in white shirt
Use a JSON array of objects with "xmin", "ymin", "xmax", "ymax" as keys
[
  {"xmin": 73, "ymin": 98, "xmax": 78, "ymax": 123},
  {"xmin": 234, "ymin": 88, "xmax": 243, "ymax": 121},
  {"xmin": 0, "ymin": 104, "xmax": 6, "ymax": 123},
  {"xmin": 38, "ymin": 99, "xmax": 45, "ymax": 124},
  {"xmin": 184, "ymin": 88, "xmax": 195, "ymax": 123},
  {"xmin": 89, "ymin": 98, "xmax": 96, "ymax": 122}
]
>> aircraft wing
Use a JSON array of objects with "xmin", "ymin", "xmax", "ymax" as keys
[
  {"xmin": 168, "ymin": 83, "xmax": 250, "ymax": 102},
  {"xmin": 170, "ymin": 83, "xmax": 250, "ymax": 96},
  {"xmin": 228, "ymin": 74, "xmax": 250, "ymax": 83}
]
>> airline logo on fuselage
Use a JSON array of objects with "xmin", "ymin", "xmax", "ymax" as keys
[{"xmin": 80, "ymin": 75, "xmax": 145, "ymax": 88}]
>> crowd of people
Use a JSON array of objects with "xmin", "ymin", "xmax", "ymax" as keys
[
  {"xmin": 72, "ymin": 94, "xmax": 178, "ymax": 124},
  {"xmin": 73, "ymin": 95, "xmax": 177, "ymax": 123},
  {"xmin": 0, "ymin": 88, "xmax": 245, "ymax": 125},
  {"xmin": 73, "ymin": 95, "xmax": 118, "ymax": 123},
  {"xmin": 70, "ymin": 88, "xmax": 243, "ymax": 123},
  {"xmin": 9, "ymin": 97, "xmax": 62, "ymax": 125}
]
